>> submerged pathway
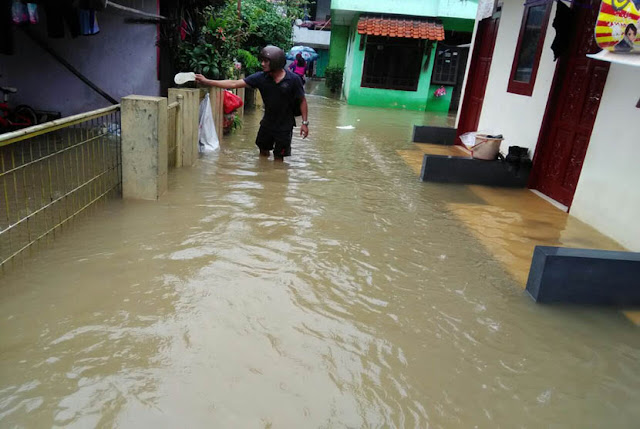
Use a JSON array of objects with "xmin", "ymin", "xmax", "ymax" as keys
[{"xmin": 1, "ymin": 90, "xmax": 639, "ymax": 427}]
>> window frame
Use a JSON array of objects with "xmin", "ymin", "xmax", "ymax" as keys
[
  {"xmin": 431, "ymin": 45, "xmax": 462, "ymax": 86},
  {"xmin": 361, "ymin": 36, "xmax": 424, "ymax": 92},
  {"xmin": 507, "ymin": 0, "xmax": 553, "ymax": 96}
]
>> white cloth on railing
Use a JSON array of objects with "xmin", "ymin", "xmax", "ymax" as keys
[{"xmin": 198, "ymin": 93, "xmax": 219, "ymax": 152}]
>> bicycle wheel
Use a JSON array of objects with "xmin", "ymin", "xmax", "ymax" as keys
[{"xmin": 13, "ymin": 105, "xmax": 38, "ymax": 128}]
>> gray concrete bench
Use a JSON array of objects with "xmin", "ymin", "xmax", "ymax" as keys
[
  {"xmin": 526, "ymin": 246, "xmax": 640, "ymax": 305},
  {"xmin": 413, "ymin": 126, "xmax": 457, "ymax": 145},
  {"xmin": 420, "ymin": 154, "xmax": 531, "ymax": 187}
]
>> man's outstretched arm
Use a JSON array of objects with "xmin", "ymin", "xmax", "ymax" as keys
[{"xmin": 195, "ymin": 74, "xmax": 248, "ymax": 89}]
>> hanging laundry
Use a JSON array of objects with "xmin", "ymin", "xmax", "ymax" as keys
[
  {"xmin": 27, "ymin": 3, "xmax": 38, "ymax": 24},
  {"xmin": 44, "ymin": 0, "xmax": 80, "ymax": 38},
  {"xmin": 434, "ymin": 86, "xmax": 447, "ymax": 98},
  {"xmin": 11, "ymin": 2, "xmax": 38, "ymax": 25},
  {"xmin": 78, "ymin": 9, "xmax": 99, "ymax": 35},
  {"xmin": 550, "ymin": 1, "xmax": 574, "ymax": 61},
  {"xmin": 11, "ymin": 0, "xmax": 28, "ymax": 24}
]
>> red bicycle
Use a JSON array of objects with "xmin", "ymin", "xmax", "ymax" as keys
[{"xmin": 0, "ymin": 87, "xmax": 38, "ymax": 133}]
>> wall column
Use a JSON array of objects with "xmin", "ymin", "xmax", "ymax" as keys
[
  {"xmin": 169, "ymin": 88, "xmax": 200, "ymax": 167},
  {"xmin": 328, "ymin": 24, "xmax": 350, "ymax": 68},
  {"xmin": 121, "ymin": 95, "xmax": 168, "ymax": 200}
]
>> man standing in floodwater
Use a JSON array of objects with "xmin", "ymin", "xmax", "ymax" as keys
[{"xmin": 195, "ymin": 45, "xmax": 309, "ymax": 161}]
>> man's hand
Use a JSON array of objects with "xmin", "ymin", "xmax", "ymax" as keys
[
  {"xmin": 194, "ymin": 74, "xmax": 209, "ymax": 85},
  {"xmin": 299, "ymin": 98, "xmax": 309, "ymax": 139}
]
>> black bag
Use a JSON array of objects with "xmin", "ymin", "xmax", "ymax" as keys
[
  {"xmin": 505, "ymin": 146, "xmax": 531, "ymax": 165},
  {"xmin": 501, "ymin": 146, "xmax": 532, "ymax": 173}
]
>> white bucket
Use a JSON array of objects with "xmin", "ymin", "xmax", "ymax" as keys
[{"xmin": 471, "ymin": 134, "xmax": 503, "ymax": 160}]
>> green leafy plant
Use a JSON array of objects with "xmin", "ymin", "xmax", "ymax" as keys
[
  {"xmin": 177, "ymin": 3, "xmax": 243, "ymax": 78},
  {"xmin": 325, "ymin": 66, "xmax": 344, "ymax": 93},
  {"xmin": 175, "ymin": 0, "xmax": 306, "ymax": 80},
  {"xmin": 232, "ymin": 113, "xmax": 243, "ymax": 131},
  {"xmin": 241, "ymin": 0, "xmax": 296, "ymax": 57},
  {"xmin": 236, "ymin": 49, "xmax": 260, "ymax": 75}
]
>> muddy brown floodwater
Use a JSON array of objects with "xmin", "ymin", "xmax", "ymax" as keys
[{"xmin": 1, "ymin": 85, "xmax": 639, "ymax": 427}]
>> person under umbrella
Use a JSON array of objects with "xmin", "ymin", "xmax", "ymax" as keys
[{"xmin": 289, "ymin": 53, "xmax": 308, "ymax": 83}]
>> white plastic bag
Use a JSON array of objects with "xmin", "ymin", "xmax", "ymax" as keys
[
  {"xmin": 459, "ymin": 132, "xmax": 476, "ymax": 149},
  {"xmin": 198, "ymin": 93, "xmax": 219, "ymax": 152}
]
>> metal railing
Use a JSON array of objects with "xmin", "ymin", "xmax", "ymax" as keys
[{"xmin": 0, "ymin": 105, "xmax": 121, "ymax": 268}]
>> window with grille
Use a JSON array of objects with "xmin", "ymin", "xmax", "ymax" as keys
[
  {"xmin": 361, "ymin": 36, "xmax": 424, "ymax": 91},
  {"xmin": 431, "ymin": 46, "xmax": 461, "ymax": 86}
]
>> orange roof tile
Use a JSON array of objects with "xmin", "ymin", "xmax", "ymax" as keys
[{"xmin": 357, "ymin": 15, "xmax": 444, "ymax": 41}]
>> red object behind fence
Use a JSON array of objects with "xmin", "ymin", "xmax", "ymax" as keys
[{"xmin": 223, "ymin": 90, "xmax": 243, "ymax": 114}]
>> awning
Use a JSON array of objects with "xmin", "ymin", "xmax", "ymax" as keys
[
  {"xmin": 357, "ymin": 15, "xmax": 444, "ymax": 41},
  {"xmin": 587, "ymin": 49, "xmax": 640, "ymax": 68}
]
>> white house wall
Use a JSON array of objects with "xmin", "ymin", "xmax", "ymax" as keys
[
  {"xmin": 570, "ymin": 64, "xmax": 640, "ymax": 251},
  {"xmin": 476, "ymin": 1, "xmax": 557, "ymax": 156}
]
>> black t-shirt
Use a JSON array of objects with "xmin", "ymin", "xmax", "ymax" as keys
[{"xmin": 244, "ymin": 70, "xmax": 305, "ymax": 132}]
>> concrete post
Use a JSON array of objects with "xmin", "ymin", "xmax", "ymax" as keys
[
  {"xmin": 209, "ymin": 87, "xmax": 224, "ymax": 142},
  {"xmin": 121, "ymin": 95, "xmax": 168, "ymax": 200},
  {"xmin": 176, "ymin": 94, "xmax": 183, "ymax": 168},
  {"xmin": 168, "ymin": 88, "xmax": 199, "ymax": 167},
  {"xmin": 236, "ymin": 74, "xmax": 245, "ymax": 118}
]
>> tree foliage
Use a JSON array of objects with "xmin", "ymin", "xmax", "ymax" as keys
[{"xmin": 176, "ymin": 0, "xmax": 306, "ymax": 79}]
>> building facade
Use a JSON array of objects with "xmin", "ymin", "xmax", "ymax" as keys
[
  {"xmin": 455, "ymin": 0, "xmax": 640, "ymax": 250},
  {"xmin": 329, "ymin": 0, "xmax": 477, "ymax": 111},
  {"xmin": 292, "ymin": 0, "xmax": 332, "ymax": 78}
]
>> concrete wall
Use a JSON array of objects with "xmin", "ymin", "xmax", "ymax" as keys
[
  {"xmin": 331, "ymin": 0, "xmax": 478, "ymax": 19},
  {"xmin": 293, "ymin": 26, "xmax": 331, "ymax": 48},
  {"xmin": 328, "ymin": 25, "xmax": 350, "ymax": 67},
  {"xmin": 342, "ymin": 23, "xmax": 357, "ymax": 98},
  {"xmin": 0, "ymin": 0, "xmax": 160, "ymax": 117},
  {"xmin": 441, "ymin": 17, "xmax": 476, "ymax": 32},
  {"xmin": 316, "ymin": 0, "xmax": 332, "ymax": 21},
  {"xmin": 570, "ymin": 64, "xmax": 640, "ymax": 251},
  {"xmin": 475, "ymin": 1, "xmax": 557, "ymax": 156},
  {"xmin": 315, "ymin": 49, "xmax": 330, "ymax": 77}
]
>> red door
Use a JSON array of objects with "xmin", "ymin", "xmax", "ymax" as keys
[
  {"xmin": 529, "ymin": 0, "xmax": 610, "ymax": 207},
  {"xmin": 456, "ymin": 15, "xmax": 500, "ymax": 141}
]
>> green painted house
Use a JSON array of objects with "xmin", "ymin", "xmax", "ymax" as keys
[{"xmin": 329, "ymin": 0, "xmax": 477, "ymax": 111}]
